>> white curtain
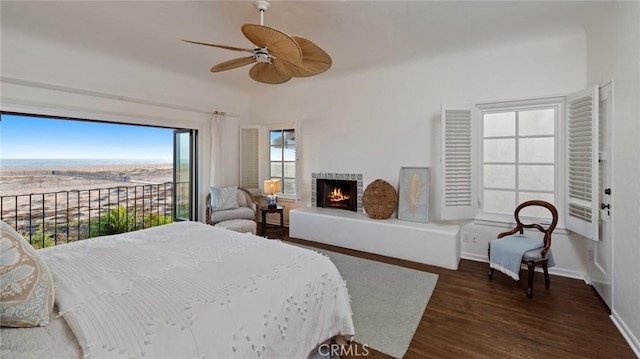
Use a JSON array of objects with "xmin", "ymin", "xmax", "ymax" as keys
[{"xmin": 209, "ymin": 112, "xmax": 226, "ymax": 187}]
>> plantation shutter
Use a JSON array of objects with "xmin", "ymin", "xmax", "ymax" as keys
[
  {"xmin": 566, "ymin": 86, "xmax": 599, "ymax": 240},
  {"xmin": 240, "ymin": 126, "xmax": 260, "ymax": 191},
  {"xmin": 441, "ymin": 105, "xmax": 476, "ymax": 220}
]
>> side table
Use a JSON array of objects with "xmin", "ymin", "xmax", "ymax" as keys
[{"xmin": 260, "ymin": 205, "xmax": 284, "ymax": 238}]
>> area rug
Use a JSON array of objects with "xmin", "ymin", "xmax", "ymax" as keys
[{"xmin": 293, "ymin": 244, "xmax": 439, "ymax": 359}]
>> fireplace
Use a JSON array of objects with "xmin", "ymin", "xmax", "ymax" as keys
[
  {"xmin": 312, "ymin": 173, "xmax": 363, "ymax": 212},
  {"xmin": 316, "ymin": 179, "xmax": 357, "ymax": 211}
]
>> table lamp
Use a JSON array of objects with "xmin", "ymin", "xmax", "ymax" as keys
[{"xmin": 264, "ymin": 179, "xmax": 281, "ymax": 208}]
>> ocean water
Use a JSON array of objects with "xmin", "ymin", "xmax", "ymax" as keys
[{"xmin": 1, "ymin": 158, "xmax": 172, "ymax": 168}]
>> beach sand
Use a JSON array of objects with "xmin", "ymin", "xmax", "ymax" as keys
[
  {"xmin": 0, "ymin": 163, "xmax": 173, "ymax": 195},
  {"xmin": 0, "ymin": 164, "xmax": 174, "ymax": 241}
]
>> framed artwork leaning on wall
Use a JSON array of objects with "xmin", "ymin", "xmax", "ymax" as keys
[{"xmin": 397, "ymin": 167, "xmax": 430, "ymax": 223}]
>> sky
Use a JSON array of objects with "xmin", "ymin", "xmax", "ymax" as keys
[{"xmin": 0, "ymin": 114, "xmax": 174, "ymax": 161}]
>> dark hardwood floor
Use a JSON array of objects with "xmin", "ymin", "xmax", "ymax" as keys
[{"xmin": 280, "ymin": 230, "xmax": 636, "ymax": 359}]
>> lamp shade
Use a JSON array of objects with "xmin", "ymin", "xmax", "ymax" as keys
[{"xmin": 264, "ymin": 179, "xmax": 281, "ymax": 194}]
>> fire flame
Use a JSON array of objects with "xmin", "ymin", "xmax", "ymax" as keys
[{"xmin": 329, "ymin": 187, "xmax": 350, "ymax": 202}]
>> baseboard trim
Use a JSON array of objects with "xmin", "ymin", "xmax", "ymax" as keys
[
  {"xmin": 461, "ymin": 252, "xmax": 488, "ymax": 263},
  {"xmin": 547, "ymin": 267, "xmax": 584, "ymax": 280},
  {"xmin": 461, "ymin": 252, "xmax": 585, "ymax": 280},
  {"xmin": 611, "ymin": 310, "xmax": 640, "ymax": 358}
]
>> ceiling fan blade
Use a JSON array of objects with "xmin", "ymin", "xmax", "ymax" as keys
[
  {"xmin": 282, "ymin": 36, "xmax": 332, "ymax": 77},
  {"xmin": 211, "ymin": 56, "xmax": 257, "ymax": 72},
  {"xmin": 182, "ymin": 40, "xmax": 254, "ymax": 53},
  {"xmin": 249, "ymin": 62, "xmax": 292, "ymax": 84},
  {"xmin": 241, "ymin": 24, "xmax": 302, "ymax": 64},
  {"xmin": 272, "ymin": 58, "xmax": 294, "ymax": 77}
]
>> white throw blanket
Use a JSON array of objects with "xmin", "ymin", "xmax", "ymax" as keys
[{"xmin": 39, "ymin": 222, "xmax": 354, "ymax": 358}]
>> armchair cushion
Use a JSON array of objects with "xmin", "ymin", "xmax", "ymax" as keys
[
  {"xmin": 236, "ymin": 190, "xmax": 250, "ymax": 209},
  {"xmin": 210, "ymin": 207, "xmax": 255, "ymax": 224},
  {"xmin": 209, "ymin": 186, "xmax": 239, "ymax": 210}
]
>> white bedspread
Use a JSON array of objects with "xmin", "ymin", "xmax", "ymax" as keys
[
  {"xmin": 0, "ymin": 306, "xmax": 82, "ymax": 359},
  {"xmin": 37, "ymin": 221, "xmax": 354, "ymax": 358}
]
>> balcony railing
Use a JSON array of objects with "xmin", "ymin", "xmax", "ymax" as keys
[{"xmin": 0, "ymin": 182, "xmax": 173, "ymax": 249}]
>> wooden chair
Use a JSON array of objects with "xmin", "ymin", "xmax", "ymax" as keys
[{"xmin": 488, "ymin": 200, "xmax": 559, "ymax": 298}]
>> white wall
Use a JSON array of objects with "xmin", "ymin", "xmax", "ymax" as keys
[
  {"xmin": 584, "ymin": 2, "xmax": 640, "ymax": 355},
  {"xmin": 248, "ymin": 32, "xmax": 589, "ymax": 277},
  {"xmin": 1, "ymin": 28, "xmax": 250, "ymax": 220}
]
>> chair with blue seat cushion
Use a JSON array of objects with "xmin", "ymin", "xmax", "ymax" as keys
[{"xmin": 488, "ymin": 200, "xmax": 559, "ymax": 298}]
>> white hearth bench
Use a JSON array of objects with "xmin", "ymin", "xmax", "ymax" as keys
[{"xmin": 290, "ymin": 207, "xmax": 461, "ymax": 270}]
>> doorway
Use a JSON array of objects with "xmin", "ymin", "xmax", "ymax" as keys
[{"xmin": 0, "ymin": 113, "xmax": 198, "ymax": 245}]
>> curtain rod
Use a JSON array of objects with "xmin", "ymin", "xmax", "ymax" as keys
[{"xmin": 1, "ymin": 76, "xmax": 239, "ymax": 118}]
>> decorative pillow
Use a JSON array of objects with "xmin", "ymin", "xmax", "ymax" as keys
[
  {"xmin": 209, "ymin": 186, "xmax": 239, "ymax": 210},
  {"xmin": 0, "ymin": 220, "xmax": 54, "ymax": 327}
]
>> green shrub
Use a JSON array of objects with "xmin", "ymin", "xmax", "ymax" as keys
[
  {"xmin": 88, "ymin": 206, "xmax": 172, "ymax": 238},
  {"xmin": 20, "ymin": 223, "xmax": 62, "ymax": 249},
  {"xmin": 16, "ymin": 206, "xmax": 173, "ymax": 247},
  {"xmin": 89, "ymin": 206, "xmax": 136, "ymax": 237},
  {"xmin": 142, "ymin": 213, "xmax": 173, "ymax": 227},
  {"xmin": 20, "ymin": 229, "xmax": 56, "ymax": 250}
]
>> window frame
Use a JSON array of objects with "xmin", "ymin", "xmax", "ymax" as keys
[
  {"xmin": 264, "ymin": 123, "xmax": 298, "ymax": 201},
  {"xmin": 475, "ymin": 97, "xmax": 565, "ymax": 228},
  {"xmin": 173, "ymin": 128, "xmax": 198, "ymax": 221}
]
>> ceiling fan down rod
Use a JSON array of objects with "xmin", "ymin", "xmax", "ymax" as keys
[{"xmin": 254, "ymin": 1, "xmax": 270, "ymax": 26}]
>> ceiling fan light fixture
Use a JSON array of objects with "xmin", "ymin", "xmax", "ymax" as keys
[{"xmin": 255, "ymin": 50, "xmax": 271, "ymax": 63}]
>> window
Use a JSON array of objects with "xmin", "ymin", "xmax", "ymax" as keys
[
  {"xmin": 479, "ymin": 102, "xmax": 560, "ymax": 220},
  {"xmin": 442, "ymin": 98, "xmax": 563, "ymax": 223},
  {"xmin": 268, "ymin": 128, "xmax": 297, "ymax": 198},
  {"xmin": 442, "ymin": 87, "xmax": 599, "ymax": 238},
  {"xmin": 241, "ymin": 124, "xmax": 298, "ymax": 199}
]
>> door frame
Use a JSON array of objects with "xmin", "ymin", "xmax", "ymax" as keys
[
  {"xmin": 173, "ymin": 128, "xmax": 198, "ymax": 222},
  {"xmin": 592, "ymin": 81, "xmax": 614, "ymax": 309}
]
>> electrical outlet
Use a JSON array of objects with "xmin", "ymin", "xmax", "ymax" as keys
[
  {"xmin": 471, "ymin": 233, "xmax": 479, "ymax": 243},
  {"xmin": 462, "ymin": 232, "xmax": 471, "ymax": 243},
  {"xmin": 587, "ymin": 249, "xmax": 593, "ymax": 261}
]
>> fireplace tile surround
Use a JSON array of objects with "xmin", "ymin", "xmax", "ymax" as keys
[{"xmin": 311, "ymin": 172, "xmax": 363, "ymax": 213}]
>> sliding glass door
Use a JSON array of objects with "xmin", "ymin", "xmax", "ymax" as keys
[{"xmin": 174, "ymin": 129, "xmax": 197, "ymax": 221}]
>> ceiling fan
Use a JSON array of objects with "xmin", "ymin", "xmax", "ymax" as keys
[{"xmin": 183, "ymin": 1, "xmax": 332, "ymax": 84}]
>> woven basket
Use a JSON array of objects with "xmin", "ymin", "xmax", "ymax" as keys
[{"xmin": 362, "ymin": 179, "xmax": 398, "ymax": 219}]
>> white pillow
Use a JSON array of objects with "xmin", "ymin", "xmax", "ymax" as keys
[
  {"xmin": 0, "ymin": 220, "xmax": 55, "ymax": 327},
  {"xmin": 209, "ymin": 186, "xmax": 239, "ymax": 210}
]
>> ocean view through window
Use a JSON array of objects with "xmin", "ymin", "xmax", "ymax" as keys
[{"xmin": 0, "ymin": 113, "xmax": 193, "ymax": 248}]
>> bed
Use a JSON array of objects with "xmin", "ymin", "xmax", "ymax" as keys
[{"xmin": 1, "ymin": 221, "xmax": 355, "ymax": 358}]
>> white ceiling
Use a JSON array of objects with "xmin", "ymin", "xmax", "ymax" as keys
[{"xmin": 1, "ymin": 1, "xmax": 603, "ymax": 92}]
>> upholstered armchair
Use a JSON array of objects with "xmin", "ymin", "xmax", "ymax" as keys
[{"xmin": 206, "ymin": 187, "xmax": 258, "ymax": 225}]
